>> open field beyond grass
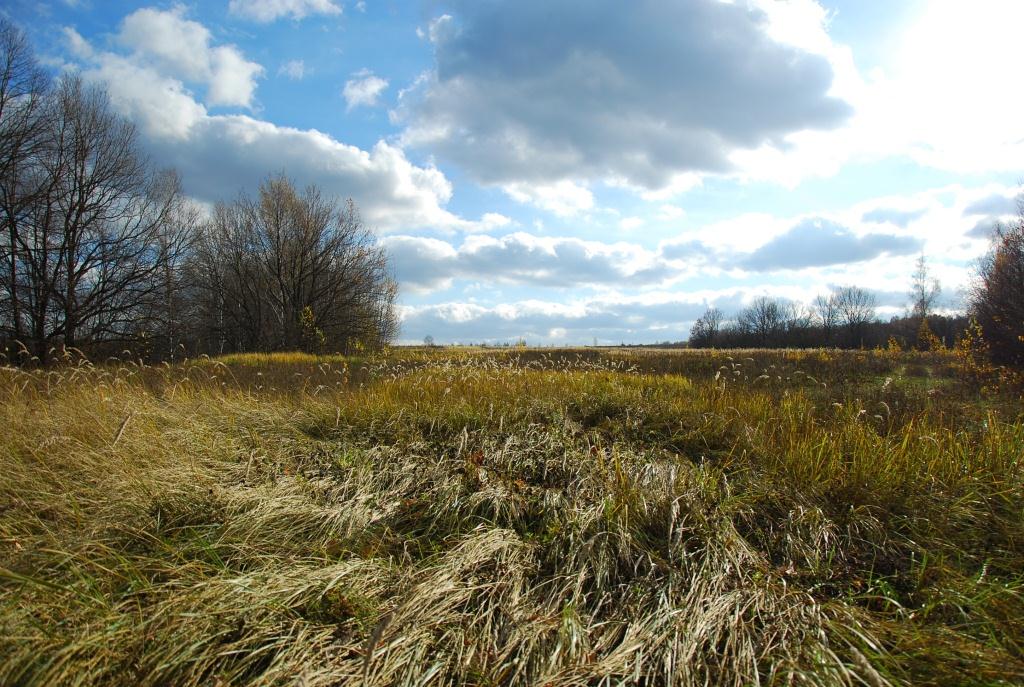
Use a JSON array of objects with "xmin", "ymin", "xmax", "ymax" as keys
[{"xmin": 1, "ymin": 348, "xmax": 1023, "ymax": 686}]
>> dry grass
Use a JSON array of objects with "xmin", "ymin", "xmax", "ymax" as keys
[{"xmin": 1, "ymin": 348, "xmax": 1022, "ymax": 685}]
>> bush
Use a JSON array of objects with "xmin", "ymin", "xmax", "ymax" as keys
[{"xmin": 971, "ymin": 209, "xmax": 1024, "ymax": 369}]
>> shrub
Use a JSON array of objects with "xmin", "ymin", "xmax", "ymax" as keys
[{"xmin": 970, "ymin": 209, "xmax": 1024, "ymax": 368}]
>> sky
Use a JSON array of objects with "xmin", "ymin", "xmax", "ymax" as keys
[{"xmin": 4, "ymin": 0, "xmax": 1023, "ymax": 344}]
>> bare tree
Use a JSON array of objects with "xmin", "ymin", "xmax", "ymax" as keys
[
  {"xmin": 737, "ymin": 297, "xmax": 786, "ymax": 347},
  {"xmin": 1, "ymin": 63, "xmax": 182, "ymax": 363},
  {"xmin": 909, "ymin": 254, "xmax": 941, "ymax": 320},
  {"xmin": 833, "ymin": 286, "xmax": 877, "ymax": 348},
  {"xmin": 814, "ymin": 293, "xmax": 839, "ymax": 345},
  {"xmin": 191, "ymin": 175, "xmax": 398, "ymax": 354},
  {"xmin": 688, "ymin": 306, "xmax": 723, "ymax": 348},
  {"xmin": 783, "ymin": 301, "xmax": 815, "ymax": 347},
  {"xmin": 145, "ymin": 171, "xmax": 201, "ymax": 360},
  {"xmin": 1, "ymin": 16, "xmax": 399, "ymax": 364},
  {"xmin": 0, "ymin": 18, "xmax": 50, "ymax": 350}
]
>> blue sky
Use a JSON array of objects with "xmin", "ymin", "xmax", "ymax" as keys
[{"xmin": 6, "ymin": 0, "xmax": 1023, "ymax": 344}]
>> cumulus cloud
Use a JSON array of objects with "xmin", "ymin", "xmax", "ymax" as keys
[
  {"xmin": 677, "ymin": 3, "xmax": 1024, "ymax": 187},
  {"xmin": 228, "ymin": 0, "xmax": 342, "ymax": 23},
  {"xmin": 740, "ymin": 218, "xmax": 921, "ymax": 271},
  {"xmin": 66, "ymin": 19, "xmax": 494, "ymax": 234},
  {"xmin": 115, "ymin": 7, "xmax": 262, "ymax": 108},
  {"xmin": 383, "ymin": 232, "xmax": 678, "ymax": 291},
  {"xmin": 343, "ymin": 70, "xmax": 388, "ymax": 110},
  {"xmin": 397, "ymin": 0, "xmax": 850, "ymax": 192},
  {"xmin": 737, "ymin": 218, "xmax": 921, "ymax": 272},
  {"xmin": 960, "ymin": 190, "xmax": 1021, "ymax": 240},
  {"xmin": 503, "ymin": 180, "xmax": 594, "ymax": 217},
  {"xmin": 861, "ymin": 207, "xmax": 926, "ymax": 227},
  {"xmin": 658, "ymin": 240, "xmax": 717, "ymax": 263},
  {"xmin": 963, "ymin": 192, "xmax": 1021, "ymax": 217},
  {"xmin": 379, "ymin": 210, "xmax": 941, "ymax": 295},
  {"xmin": 398, "ymin": 294, "xmax": 745, "ymax": 345},
  {"xmin": 967, "ymin": 218, "xmax": 1001, "ymax": 240}
]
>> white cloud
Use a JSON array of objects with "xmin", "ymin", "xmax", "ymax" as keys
[
  {"xmin": 398, "ymin": 0, "xmax": 851, "ymax": 192},
  {"xmin": 418, "ymin": 14, "xmax": 454, "ymax": 45},
  {"xmin": 730, "ymin": 1, "xmax": 1024, "ymax": 184},
  {"xmin": 228, "ymin": 0, "xmax": 342, "ymax": 23},
  {"xmin": 883, "ymin": 0, "xmax": 1024, "ymax": 173},
  {"xmin": 383, "ymin": 232, "xmax": 679, "ymax": 292},
  {"xmin": 278, "ymin": 59, "xmax": 306, "ymax": 80},
  {"xmin": 384, "ymin": 182, "xmax": 1014, "ymax": 296},
  {"xmin": 343, "ymin": 70, "xmax": 388, "ymax": 110},
  {"xmin": 619, "ymin": 217, "xmax": 643, "ymax": 231},
  {"xmin": 739, "ymin": 218, "xmax": 920, "ymax": 271},
  {"xmin": 63, "ymin": 26, "xmax": 93, "ymax": 59},
  {"xmin": 503, "ymin": 180, "xmax": 594, "ymax": 217},
  {"xmin": 76, "ymin": 50, "xmax": 207, "ymax": 139},
  {"xmin": 397, "ymin": 292, "xmax": 749, "ymax": 345},
  {"xmin": 114, "ymin": 7, "xmax": 263, "ymax": 108},
  {"xmin": 66, "ymin": 24, "xmax": 495, "ymax": 234}
]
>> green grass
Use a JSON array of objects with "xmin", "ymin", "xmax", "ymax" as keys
[{"xmin": 1, "ymin": 348, "xmax": 1022, "ymax": 685}]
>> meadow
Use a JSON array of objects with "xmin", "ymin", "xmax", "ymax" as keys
[{"xmin": 1, "ymin": 346, "xmax": 1022, "ymax": 686}]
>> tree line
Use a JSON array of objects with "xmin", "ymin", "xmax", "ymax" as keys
[
  {"xmin": 688, "ymin": 267, "xmax": 970, "ymax": 351},
  {"xmin": 689, "ymin": 227, "xmax": 1023, "ymax": 368},
  {"xmin": 0, "ymin": 20, "xmax": 397, "ymax": 365}
]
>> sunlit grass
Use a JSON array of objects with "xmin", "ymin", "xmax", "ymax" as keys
[{"xmin": 1, "ymin": 348, "xmax": 1022, "ymax": 685}]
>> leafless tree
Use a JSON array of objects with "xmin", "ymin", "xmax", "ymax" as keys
[
  {"xmin": 0, "ymin": 18, "xmax": 50, "ymax": 350},
  {"xmin": 2, "ymin": 16, "xmax": 399, "ymax": 364},
  {"xmin": 909, "ymin": 253, "xmax": 941, "ymax": 320},
  {"xmin": 1, "ymin": 57, "xmax": 183, "ymax": 363},
  {"xmin": 191, "ymin": 175, "xmax": 398, "ymax": 354},
  {"xmin": 833, "ymin": 285, "xmax": 877, "ymax": 348},
  {"xmin": 688, "ymin": 306, "xmax": 723, "ymax": 348},
  {"xmin": 783, "ymin": 301, "xmax": 815, "ymax": 346},
  {"xmin": 145, "ymin": 170, "xmax": 201, "ymax": 360},
  {"xmin": 737, "ymin": 297, "xmax": 786, "ymax": 347},
  {"xmin": 814, "ymin": 293, "xmax": 839, "ymax": 345}
]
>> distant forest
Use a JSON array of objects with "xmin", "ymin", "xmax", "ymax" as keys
[{"xmin": 686, "ymin": 280, "xmax": 969, "ymax": 351}]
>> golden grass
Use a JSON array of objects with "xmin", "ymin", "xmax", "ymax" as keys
[{"xmin": 1, "ymin": 348, "xmax": 1022, "ymax": 685}]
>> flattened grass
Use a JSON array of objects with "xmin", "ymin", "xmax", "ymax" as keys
[{"xmin": 1, "ymin": 349, "xmax": 1022, "ymax": 685}]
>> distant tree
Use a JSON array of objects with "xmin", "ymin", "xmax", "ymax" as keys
[
  {"xmin": 910, "ymin": 254, "xmax": 941, "ymax": 320},
  {"xmin": 783, "ymin": 301, "xmax": 815, "ymax": 347},
  {"xmin": 833, "ymin": 286, "xmax": 877, "ymax": 348},
  {"xmin": 423, "ymin": 334, "xmax": 435, "ymax": 347},
  {"xmin": 737, "ymin": 297, "xmax": 786, "ymax": 347},
  {"xmin": 916, "ymin": 316, "xmax": 944, "ymax": 351},
  {"xmin": 814, "ymin": 293, "xmax": 840, "ymax": 345},
  {"xmin": 970, "ymin": 206, "xmax": 1024, "ymax": 368},
  {"xmin": 688, "ymin": 306, "xmax": 723, "ymax": 348}
]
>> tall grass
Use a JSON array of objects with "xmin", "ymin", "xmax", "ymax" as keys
[{"xmin": 1, "ymin": 349, "xmax": 1022, "ymax": 685}]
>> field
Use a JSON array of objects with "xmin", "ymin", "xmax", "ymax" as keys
[{"xmin": 1, "ymin": 347, "xmax": 1023, "ymax": 686}]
